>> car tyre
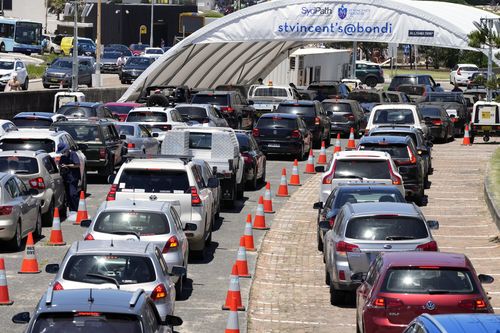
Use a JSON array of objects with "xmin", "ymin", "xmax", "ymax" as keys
[
  {"xmin": 259, "ymin": 162, "xmax": 266, "ymax": 183},
  {"xmin": 365, "ymin": 76, "xmax": 378, "ymax": 88},
  {"xmin": 0, "ymin": 43, "xmax": 5, "ymax": 52},
  {"xmin": 325, "ymin": 268, "xmax": 331, "ymax": 285},
  {"xmin": 330, "ymin": 284, "xmax": 345, "ymax": 306},
  {"xmin": 190, "ymin": 246, "xmax": 206, "ymax": 261},
  {"xmin": 22, "ymin": 77, "xmax": 29, "ymax": 90},
  {"xmin": 236, "ymin": 182, "xmax": 244, "ymax": 199},
  {"xmin": 42, "ymin": 200, "xmax": 55, "ymax": 227},
  {"xmin": 8, "ymin": 221, "xmax": 22, "ymax": 252},
  {"xmin": 247, "ymin": 171, "xmax": 258, "ymax": 190},
  {"xmin": 317, "ymin": 228, "xmax": 323, "ymax": 252},
  {"xmin": 175, "ymin": 272, "xmax": 185, "ymax": 300},
  {"xmin": 43, "ymin": 83, "xmax": 50, "ymax": 89},
  {"xmin": 34, "ymin": 210, "xmax": 42, "ymax": 239}
]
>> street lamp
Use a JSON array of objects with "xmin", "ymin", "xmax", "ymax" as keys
[
  {"xmin": 71, "ymin": 0, "xmax": 79, "ymax": 91},
  {"xmin": 95, "ymin": 0, "xmax": 102, "ymax": 88},
  {"xmin": 150, "ymin": 0, "xmax": 155, "ymax": 46}
]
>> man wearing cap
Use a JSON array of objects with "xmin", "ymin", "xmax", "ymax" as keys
[{"xmin": 57, "ymin": 143, "xmax": 81, "ymax": 215}]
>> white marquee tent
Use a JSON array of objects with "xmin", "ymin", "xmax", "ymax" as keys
[{"xmin": 119, "ymin": 0, "xmax": 499, "ymax": 102}]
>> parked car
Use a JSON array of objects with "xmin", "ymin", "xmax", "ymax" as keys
[
  {"xmin": 325, "ymin": 202, "xmax": 439, "ymax": 305},
  {"xmin": 43, "ymin": 34, "xmax": 64, "ymax": 54},
  {"xmin": 366, "ymin": 104, "xmax": 430, "ymax": 139},
  {"xmin": 419, "ymin": 104, "xmax": 454, "ymax": 142},
  {"xmin": 355, "ymin": 252, "xmax": 494, "ymax": 333},
  {"xmin": 347, "ymin": 90, "xmax": 390, "ymax": 113},
  {"xmin": 274, "ymin": 100, "xmax": 331, "ymax": 148},
  {"xmin": 450, "ymin": 64, "xmax": 479, "ymax": 86},
  {"xmin": 321, "ymin": 99, "xmax": 366, "ymax": 137},
  {"xmin": 388, "ymin": 74, "xmax": 443, "ymax": 92},
  {"xmin": 129, "ymin": 43, "xmax": 150, "ymax": 56},
  {"xmin": 0, "ymin": 58, "xmax": 29, "ymax": 91},
  {"xmin": 0, "ymin": 172, "xmax": 41, "ymax": 251},
  {"xmin": 403, "ymin": 314, "xmax": 500, "ymax": 333},
  {"xmin": 396, "ymin": 84, "xmax": 434, "ymax": 102},
  {"xmin": 307, "ymin": 82, "xmax": 351, "ymax": 99},
  {"xmin": 120, "ymin": 56, "xmax": 155, "ymax": 84},
  {"xmin": 0, "ymin": 120, "xmax": 17, "ymax": 137},
  {"xmin": 107, "ymin": 44, "xmax": 132, "ymax": 55},
  {"xmin": 355, "ymin": 61, "xmax": 385, "ymax": 87},
  {"xmin": 51, "ymin": 119, "xmax": 126, "ymax": 178},
  {"xmin": 252, "ymin": 113, "xmax": 312, "ymax": 160},
  {"xmin": 100, "ymin": 49, "xmax": 123, "ymax": 73},
  {"xmin": 418, "ymin": 92, "xmax": 469, "ymax": 136},
  {"xmin": 60, "ymin": 37, "xmax": 96, "ymax": 57},
  {"xmin": 12, "ymin": 112, "xmax": 66, "ymax": 129},
  {"xmin": 42, "ymin": 57, "xmax": 94, "ymax": 88},
  {"xmin": 175, "ymin": 103, "xmax": 228, "ymax": 127},
  {"xmin": 235, "ymin": 130, "xmax": 266, "ymax": 190},
  {"xmin": 191, "ymin": 91, "xmax": 255, "ymax": 129},
  {"xmin": 11, "ymin": 287, "xmax": 182, "ymax": 333},
  {"xmin": 56, "ymin": 102, "xmax": 116, "ymax": 120}
]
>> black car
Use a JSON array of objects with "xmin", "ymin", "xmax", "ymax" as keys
[
  {"xmin": 322, "ymin": 99, "xmax": 366, "ymax": 137},
  {"xmin": 100, "ymin": 50, "xmax": 122, "ymax": 73},
  {"xmin": 119, "ymin": 57, "xmax": 154, "ymax": 84},
  {"xmin": 106, "ymin": 44, "xmax": 132, "ymax": 56},
  {"xmin": 307, "ymin": 82, "xmax": 351, "ymax": 99},
  {"xmin": 274, "ymin": 100, "xmax": 331, "ymax": 148},
  {"xmin": 419, "ymin": 105, "xmax": 454, "ymax": 142},
  {"xmin": 358, "ymin": 135, "xmax": 427, "ymax": 205},
  {"xmin": 252, "ymin": 113, "xmax": 312, "ymax": 160},
  {"xmin": 355, "ymin": 61, "xmax": 385, "ymax": 87},
  {"xmin": 42, "ymin": 57, "xmax": 94, "ymax": 88},
  {"xmin": 235, "ymin": 131, "xmax": 266, "ymax": 190},
  {"xmin": 347, "ymin": 89, "xmax": 389, "ymax": 113},
  {"xmin": 313, "ymin": 185, "xmax": 406, "ymax": 251},
  {"xmin": 191, "ymin": 91, "xmax": 255, "ymax": 129},
  {"xmin": 51, "ymin": 119, "xmax": 127, "ymax": 178},
  {"xmin": 388, "ymin": 74, "xmax": 443, "ymax": 92},
  {"xmin": 418, "ymin": 92, "xmax": 468, "ymax": 136}
]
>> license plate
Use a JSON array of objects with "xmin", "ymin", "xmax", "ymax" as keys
[
  {"xmin": 482, "ymin": 111, "xmax": 491, "ymax": 120},
  {"xmin": 50, "ymin": 78, "xmax": 59, "ymax": 82},
  {"xmin": 268, "ymin": 143, "xmax": 280, "ymax": 148},
  {"xmin": 481, "ymin": 126, "xmax": 492, "ymax": 131}
]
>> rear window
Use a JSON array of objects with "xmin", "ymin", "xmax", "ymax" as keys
[
  {"xmin": 57, "ymin": 106, "xmax": 95, "ymax": 118},
  {"xmin": 127, "ymin": 112, "xmax": 168, "ymax": 122},
  {"xmin": 0, "ymin": 139, "xmax": 55, "ymax": 153},
  {"xmin": 322, "ymin": 102, "xmax": 352, "ymax": 113},
  {"xmin": 308, "ymin": 85, "xmax": 338, "ymax": 96},
  {"xmin": 63, "ymin": 254, "xmax": 156, "ymax": 284},
  {"xmin": 191, "ymin": 94, "xmax": 228, "ymax": 106},
  {"xmin": 398, "ymin": 85, "xmax": 425, "ymax": 95},
  {"xmin": 348, "ymin": 92, "xmax": 381, "ymax": 104},
  {"xmin": 115, "ymin": 124, "xmax": 135, "ymax": 136},
  {"xmin": 345, "ymin": 216, "xmax": 428, "ymax": 240},
  {"xmin": 427, "ymin": 94, "xmax": 463, "ymax": 103},
  {"xmin": 176, "ymin": 106, "xmax": 208, "ymax": 120},
  {"xmin": 334, "ymin": 190, "xmax": 404, "ymax": 208},
  {"xmin": 420, "ymin": 107, "xmax": 441, "ymax": 118},
  {"xmin": 189, "ymin": 132, "xmax": 212, "ymax": 149},
  {"xmin": 276, "ymin": 105, "xmax": 316, "ymax": 117},
  {"xmin": 12, "ymin": 118, "xmax": 52, "ymax": 128},
  {"xmin": 237, "ymin": 135, "xmax": 250, "ymax": 152},
  {"xmin": 119, "ymin": 169, "xmax": 189, "ymax": 193},
  {"xmin": 94, "ymin": 211, "xmax": 169, "ymax": 235},
  {"xmin": 106, "ymin": 105, "xmax": 135, "ymax": 115},
  {"xmin": 32, "ymin": 312, "xmax": 142, "ymax": 333},
  {"xmin": 373, "ymin": 109, "xmax": 415, "ymax": 124},
  {"xmin": 52, "ymin": 124, "xmax": 101, "ymax": 143},
  {"xmin": 370, "ymin": 132, "xmax": 417, "ymax": 145},
  {"xmin": 257, "ymin": 117, "xmax": 298, "ymax": 129},
  {"xmin": 391, "ymin": 77, "xmax": 415, "ymax": 88},
  {"xmin": 358, "ymin": 143, "xmax": 409, "ymax": 159},
  {"xmin": 460, "ymin": 66, "xmax": 478, "ymax": 72},
  {"xmin": 381, "ymin": 268, "xmax": 477, "ymax": 294},
  {"xmin": 0, "ymin": 156, "xmax": 39, "ymax": 174},
  {"xmin": 253, "ymin": 87, "xmax": 288, "ymax": 97},
  {"xmin": 334, "ymin": 160, "xmax": 391, "ymax": 179}
]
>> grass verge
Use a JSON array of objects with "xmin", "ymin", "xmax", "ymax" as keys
[{"xmin": 386, "ymin": 68, "xmax": 451, "ymax": 81}]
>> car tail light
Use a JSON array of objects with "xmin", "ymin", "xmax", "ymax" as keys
[
  {"xmin": 399, "ymin": 147, "xmax": 417, "ymax": 165},
  {"xmin": 220, "ymin": 106, "xmax": 234, "ymax": 113},
  {"xmin": 339, "ymin": 270, "xmax": 346, "ymax": 281},
  {"xmin": 106, "ymin": 184, "xmax": 118, "ymax": 201},
  {"xmin": 457, "ymin": 68, "xmax": 462, "ymax": 76},
  {"xmin": 451, "ymin": 117, "xmax": 458, "ymax": 123},
  {"xmin": 127, "ymin": 142, "xmax": 135, "ymax": 149},
  {"xmin": 416, "ymin": 240, "xmax": 438, "ymax": 251},
  {"xmin": 432, "ymin": 119, "xmax": 443, "ymax": 126},
  {"xmin": 315, "ymin": 117, "xmax": 321, "ymax": 125},
  {"xmin": 335, "ymin": 241, "xmax": 360, "ymax": 255},
  {"xmin": 387, "ymin": 161, "xmax": 402, "ymax": 185},
  {"xmin": 84, "ymin": 234, "xmax": 95, "ymax": 241},
  {"xmin": 0, "ymin": 206, "xmax": 13, "ymax": 215},
  {"xmin": 458, "ymin": 298, "xmax": 487, "ymax": 310},
  {"xmin": 52, "ymin": 282, "xmax": 64, "ymax": 291},
  {"xmin": 29, "ymin": 177, "xmax": 46, "ymax": 189},
  {"xmin": 291, "ymin": 130, "xmax": 301, "ymax": 138},
  {"xmin": 150, "ymin": 283, "xmax": 167, "ymax": 301},
  {"xmin": 322, "ymin": 160, "xmax": 337, "ymax": 184},
  {"xmin": 242, "ymin": 154, "xmax": 252, "ymax": 164},
  {"xmin": 162, "ymin": 236, "xmax": 179, "ymax": 253},
  {"xmin": 372, "ymin": 297, "xmax": 403, "ymax": 308},
  {"xmin": 191, "ymin": 187, "xmax": 202, "ymax": 206},
  {"xmin": 252, "ymin": 128, "xmax": 260, "ymax": 137},
  {"xmin": 99, "ymin": 148, "xmax": 106, "ymax": 159},
  {"xmin": 328, "ymin": 216, "xmax": 336, "ymax": 228},
  {"xmin": 343, "ymin": 114, "xmax": 355, "ymax": 121}
]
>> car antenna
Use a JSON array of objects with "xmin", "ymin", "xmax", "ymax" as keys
[
  {"xmin": 88, "ymin": 289, "xmax": 94, "ymax": 303},
  {"xmin": 110, "ymin": 238, "xmax": 114, "ymax": 247},
  {"xmin": 132, "ymin": 187, "xmax": 136, "ymax": 206}
]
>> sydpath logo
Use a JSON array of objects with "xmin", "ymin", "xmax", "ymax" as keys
[{"xmin": 300, "ymin": 6, "xmax": 334, "ymax": 16}]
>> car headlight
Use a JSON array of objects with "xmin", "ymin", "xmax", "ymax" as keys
[{"xmin": 0, "ymin": 75, "xmax": 10, "ymax": 81}]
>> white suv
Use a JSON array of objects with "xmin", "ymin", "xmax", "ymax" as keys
[
  {"xmin": 107, "ymin": 157, "xmax": 218, "ymax": 259},
  {"xmin": 0, "ymin": 58, "xmax": 28, "ymax": 91},
  {"xmin": 319, "ymin": 150, "xmax": 404, "ymax": 203},
  {"xmin": 450, "ymin": 64, "xmax": 479, "ymax": 86},
  {"xmin": 366, "ymin": 104, "xmax": 430, "ymax": 139},
  {"xmin": 126, "ymin": 107, "xmax": 187, "ymax": 144}
]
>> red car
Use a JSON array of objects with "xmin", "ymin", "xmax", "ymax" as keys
[
  {"xmin": 355, "ymin": 252, "xmax": 494, "ymax": 333},
  {"xmin": 104, "ymin": 102, "xmax": 143, "ymax": 122}
]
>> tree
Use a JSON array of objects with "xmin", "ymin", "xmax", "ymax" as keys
[{"xmin": 48, "ymin": 0, "xmax": 66, "ymax": 20}]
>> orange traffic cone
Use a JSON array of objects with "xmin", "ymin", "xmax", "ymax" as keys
[
  {"xmin": 317, "ymin": 141, "xmax": 327, "ymax": 164},
  {"xmin": 236, "ymin": 236, "xmax": 251, "ymax": 278},
  {"xmin": 74, "ymin": 191, "xmax": 89, "ymax": 225},
  {"xmin": 222, "ymin": 264, "xmax": 245, "ymax": 311},
  {"xmin": 462, "ymin": 124, "xmax": 472, "ymax": 146},
  {"xmin": 0, "ymin": 258, "xmax": 13, "ymax": 305},
  {"xmin": 289, "ymin": 159, "xmax": 301, "ymax": 186},
  {"xmin": 18, "ymin": 233, "xmax": 41, "ymax": 274},
  {"xmin": 334, "ymin": 133, "xmax": 342, "ymax": 153},
  {"xmin": 346, "ymin": 127, "xmax": 356, "ymax": 149},
  {"xmin": 276, "ymin": 168, "xmax": 289, "ymax": 197},
  {"xmin": 253, "ymin": 196, "xmax": 269, "ymax": 230},
  {"xmin": 225, "ymin": 301, "xmax": 240, "ymax": 333},
  {"xmin": 263, "ymin": 182, "xmax": 275, "ymax": 213},
  {"xmin": 304, "ymin": 149, "xmax": 316, "ymax": 174},
  {"xmin": 47, "ymin": 208, "xmax": 66, "ymax": 246},
  {"xmin": 243, "ymin": 214, "xmax": 256, "ymax": 251}
]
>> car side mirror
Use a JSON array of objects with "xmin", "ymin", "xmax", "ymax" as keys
[
  {"xmin": 183, "ymin": 223, "xmax": 197, "ymax": 231},
  {"xmin": 313, "ymin": 201, "xmax": 323, "ymax": 210},
  {"xmin": 28, "ymin": 188, "xmax": 39, "ymax": 196},
  {"xmin": 12, "ymin": 312, "xmax": 30, "ymax": 324},
  {"xmin": 426, "ymin": 220, "xmax": 439, "ymax": 230},
  {"xmin": 351, "ymin": 272, "xmax": 367, "ymax": 283},
  {"xmin": 170, "ymin": 265, "xmax": 186, "ymax": 277},
  {"xmin": 208, "ymin": 177, "xmax": 219, "ymax": 188},
  {"xmin": 152, "ymin": 132, "xmax": 159, "ymax": 138},
  {"xmin": 315, "ymin": 166, "xmax": 325, "ymax": 173},
  {"xmin": 107, "ymin": 174, "xmax": 115, "ymax": 184},
  {"xmin": 478, "ymin": 274, "xmax": 494, "ymax": 284},
  {"xmin": 45, "ymin": 263, "xmax": 60, "ymax": 274},
  {"xmin": 119, "ymin": 134, "xmax": 126, "ymax": 140},
  {"xmin": 162, "ymin": 315, "xmax": 183, "ymax": 327},
  {"xmin": 80, "ymin": 219, "xmax": 92, "ymax": 228},
  {"xmin": 427, "ymin": 141, "xmax": 434, "ymax": 147}
]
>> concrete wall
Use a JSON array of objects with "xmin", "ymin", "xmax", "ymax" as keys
[{"xmin": 0, "ymin": 87, "xmax": 128, "ymax": 120}]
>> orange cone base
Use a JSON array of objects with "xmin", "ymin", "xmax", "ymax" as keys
[
  {"xmin": 245, "ymin": 246, "xmax": 256, "ymax": 252},
  {"xmin": 222, "ymin": 305, "xmax": 245, "ymax": 311},
  {"xmin": 46, "ymin": 241, "xmax": 66, "ymax": 246},
  {"xmin": 0, "ymin": 300, "xmax": 14, "ymax": 305},
  {"xmin": 263, "ymin": 209, "xmax": 275, "ymax": 214},
  {"xmin": 304, "ymin": 170, "xmax": 316, "ymax": 174},
  {"xmin": 18, "ymin": 266, "xmax": 41, "ymax": 274},
  {"xmin": 252, "ymin": 225, "xmax": 270, "ymax": 230},
  {"xmin": 276, "ymin": 193, "xmax": 289, "ymax": 197},
  {"xmin": 289, "ymin": 181, "xmax": 301, "ymax": 186}
]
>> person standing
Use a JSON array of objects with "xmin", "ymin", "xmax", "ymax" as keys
[
  {"xmin": 57, "ymin": 143, "xmax": 81, "ymax": 215},
  {"xmin": 6, "ymin": 73, "xmax": 21, "ymax": 91},
  {"xmin": 451, "ymin": 83, "xmax": 463, "ymax": 93},
  {"xmin": 160, "ymin": 38, "xmax": 165, "ymax": 49}
]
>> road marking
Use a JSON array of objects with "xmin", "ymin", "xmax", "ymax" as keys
[{"xmin": 253, "ymin": 280, "xmax": 327, "ymax": 288}]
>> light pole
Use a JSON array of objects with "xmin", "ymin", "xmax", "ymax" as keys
[
  {"xmin": 71, "ymin": 1, "xmax": 79, "ymax": 91},
  {"xmin": 95, "ymin": 0, "xmax": 102, "ymax": 87},
  {"xmin": 150, "ymin": 0, "xmax": 154, "ymax": 46}
]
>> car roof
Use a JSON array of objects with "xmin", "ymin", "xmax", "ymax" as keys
[
  {"xmin": 382, "ymin": 251, "xmax": 468, "ymax": 268},
  {"xmin": 0, "ymin": 150, "xmax": 47, "ymax": 158},
  {"xmin": 393, "ymin": 74, "xmax": 432, "ymax": 78},
  {"xmin": 62, "ymin": 102, "xmax": 102, "ymax": 107},
  {"xmin": 105, "ymin": 102, "xmax": 142, "ymax": 107},
  {"xmin": 14, "ymin": 112, "xmax": 54, "ymax": 119},
  {"xmin": 196, "ymin": 90, "xmax": 235, "ymax": 95},
  {"xmin": 372, "ymin": 104, "xmax": 416, "ymax": 111},
  {"xmin": 345, "ymin": 202, "xmax": 419, "ymax": 216},
  {"xmin": 422, "ymin": 314, "xmax": 500, "ymax": 333},
  {"xmin": 369, "ymin": 126, "xmax": 419, "ymax": 134},
  {"xmin": 322, "ymin": 99, "xmax": 358, "ymax": 105},
  {"xmin": 336, "ymin": 185, "xmax": 402, "ymax": 193},
  {"xmin": 334, "ymin": 150, "xmax": 391, "ymax": 159},
  {"xmin": 279, "ymin": 100, "xmax": 315, "ymax": 105},
  {"xmin": 2, "ymin": 129, "xmax": 61, "ymax": 139},
  {"xmin": 0, "ymin": 119, "xmax": 13, "ymax": 125},
  {"xmin": 359, "ymin": 135, "xmax": 411, "ymax": 145},
  {"xmin": 99, "ymin": 199, "xmax": 173, "ymax": 212},
  {"xmin": 260, "ymin": 113, "xmax": 299, "ymax": 119},
  {"xmin": 175, "ymin": 103, "xmax": 210, "ymax": 109},
  {"xmin": 71, "ymin": 240, "xmax": 156, "ymax": 255},
  {"xmin": 0, "ymin": 172, "xmax": 11, "ymax": 181},
  {"xmin": 129, "ymin": 107, "xmax": 173, "ymax": 113},
  {"xmin": 123, "ymin": 158, "xmax": 187, "ymax": 169}
]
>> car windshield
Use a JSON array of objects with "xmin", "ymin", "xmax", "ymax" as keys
[
  {"xmin": 114, "ymin": 125, "xmax": 135, "ymax": 136},
  {"xmin": 381, "ymin": 268, "xmax": 477, "ymax": 294},
  {"xmin": 57, "ymin": 106, "xmax": 95, "ymax": 118},
  {"xmin": 427, "ymin": 94, "xmax": 462, "ymax": 103},
  {"xmin": 348, "ymin": 92, "xmax": 381, "ymax": 104},
  {"xmin": 0, "ymin": 156, "xmax": 39, "ymax": 174},
  {"xmin": 94, "ymin": 211, "xmax": 169, "ymax": 235},
  {"xmin": 125, "ymin": 58, "xmax": 152, "ymax": 67},
  {"xmin": 119, "ymin": 169, "xmax": 190, "ymax": 193},
  {"xmin": 308, "ymin": 85, "xmax": 339, "ymax": 96},
  {"xmin": 276, "ymin": 105, "xmax": 316, "ymax": 117},
  {"xmin": 191, "ymin": 95, "xmax": 228, "ymax": 106},
  {"xmin": 131, "ymin": 44, "xmax": 148, "ymax": 51},
  {"xmin": 334, "ymin": 160, "xmax": 391, "ymax": 179},
  {"xmin": 420, "ymin": 107, "xmax": 442, "ymax": 118},
  {"xmin": 253, "ymin": 88, "xmax": 288, "ymax": 97},
  {"xmin": 373, "ymin": 109, "xmax": 415, "ymax": 124},
  {"xmin": 14, "ymin": 22, "xmax": 41, "ymax": 45},
  {"xmin": 257, "ymin": 117, "xmax": 297, "ymax": 129},
  {"xmin": 358, "ymin": 143, "xmax": 410, "ymax": 159},
  {"xmin": 189, "ymin": 133, "xmax": 212, "ymax": 149},
  {"xmin": 51, "ymin": 59, "xmax": 72, "ymax": 69},
  {"xmin": 345, "ymin": 216, "xmax": 428, "ymax": 240},
  {"xmin": 333, "ymin": 190, "xmax": 404, "ymax": 207},
  {"xmin": 0, "ymin": 139, "xmax": 55, "ymax": 153},
  {"xmin": 79, "ymin": 39, "xmax": 94, "ymax": 46},
  {"xmin": 176, "ymin": 106, "xmax": 207, "ymax": 121},
  {"xmin": 63, "ymin": 254, "xmax": 155, "ymax": 285},
  {"xmin": 127, "ymin": 112, "xmax": 167, "ymax": 122},
  {"xmin": 370, "ymin": 132, "xmax": 418, "ymax": 145},
  {"xmin": 53, "ymin": 125, "xmax": 101, "ymax": 143},
  {"xmin": 322, "ymin": 102, "xmax": 352, "ymax": 113},
  {"xmin": 32, "ymin": 312, "xmax": 142, "ymax": 333},
  {"xmin": 102, "ymin": 51, "xmax": 121, "ymax": 59},
  {"xmin": 13, "ymin": 118, "xmax": 52, "ymax": 128},
  {"xmin": 0, "ymin": 61, "xmax": 14, "ymax": 70}
]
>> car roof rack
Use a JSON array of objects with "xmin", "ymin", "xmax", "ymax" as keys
[{"xmin": 125, "ymin": 154, "xmax": 193, "ymax": 164}]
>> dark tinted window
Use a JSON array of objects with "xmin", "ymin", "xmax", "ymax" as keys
[
  {"xmin": 391, "ymin": 77, "xmax": 416, "ymax": 88},
  {"xmin": 189, "ymin": 133, "xmax": 212, "ymax": 149},
  {"xmin": 333, "ymin": 190, "xmax": 404, "ymax": 208},
  {"xmin": 460, "ymin": 66, "xmax": 478, "ymax": 71},
  {"xmin": 322, "ymin": 102, "xmax": 352, "ymax": 113},
  {"xmin": 94, "ymin": 211, "xmax": 169, "ymax": 235},
  {"xmin": 373, "ymin": 109, "xmax": 415, "ymax": 124},
  {"xmin": 119, "ymin": 169, "xmax": 189, "ymax": 193},
  {"xmin": 387, "ymin": 93, "xmax": 400, "ymax": 103},
  {"xmin": 370, "ymin": 132, "xmax": 417, "ymax": 145},
  {"xmin": 106, "ymin": 105, "xmax": 135, "ymax": 115},
  {"xmin": 102, "ymin": 51, "xmax": 122, "ymax": 59},
  {"xmin": 236, "ymin": 134, "xmax": 250, "ymax": 152},
  {"xmin": 276, "ymin": 105, "xmax": 316, "ymax": 117},
  {"xmin": 257, "ymin": 117, "xmax": 297, "ymax": 129},
  {"xmin": 398, "ymin": 85, "xmax": 425, "ymax": 95},
  {"xmin": 345, "ymin": 216, "xmax": 428, "ymax": 240},
  {"xmin": 0, "ymin": 156, "xmax": 38, "ymax": 174},
  {"xmin": 114, "ymin": 124, "xmax": 135, "ymax": 136},
  {"xmin": 12, "ymin": 118, "xmax": 52, "ymax": 128},
  {"xmin": 63, "ymin": 255, "xmax": 155, "ymax": 284},
  {"xmin": 308, "ymin": 85, "xmax": 338, "ymax": 96},
  {"xmin": 191, "ymin": 94, "xmax": 228, "ymax": 106},
  {"xmin": 57, "ymin": 106, "xmax": 95, "ymax": 118},
  {"xmin": 0, "ymin": 139, "xmax": 55, "ymax": 153},
  {"xmin": 50, "ymin": 58, "xmax": 72, "ymax": 69},
  {"xmin": 125, "ymin": 57, "xmax": 153, "ymax": 67},
  {"xmin": 427, "ymin": 94, "xmax": 463, "ymax": 103},
  {"xmin": 253, "ymin": 87, "xmax": 288, "ymax": 97},
  {"xmin": 176, "ymin": 106, "xmax": 208, "ymax": 120},
  {"xmin": 348, "ymin": 91, "xmax": 382, "ymax": 103},
  {"xmin": 334, "ymin": 160, "xmax": 390, "ymax": 179},
  {"xmin": 52, "ymin": 124, "xmax": 101, "ymax": 142},
  {"xmin": 358, "ymin": 143, "xmax": 409, "ymax": 159},
  {"xmin": 420, "ymin": 107, "xmax": 442, "ymax": 118},
  {"xmin": 32, "ymin": 313, "xmax": 142, "ymax": 333},
  {"xmin": 381, "ymin": 268, "xmax": 477, "ymax": 294},
  {"xmin": 127, "ymin": 112, "xmax": 168, "ymax": 122}
]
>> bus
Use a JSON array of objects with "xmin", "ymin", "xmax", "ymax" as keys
[{"xmin": 0, "ymin": 17, "xmax": 43, "ymax": 54}]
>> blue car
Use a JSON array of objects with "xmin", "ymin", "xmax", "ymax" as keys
[
  {"xmin": 404, "ymin": 314, "xmax": 500, "ymax": 333},
  {"xmin": 13, "ymin": 112, "xmax": 67, "ymax": 128}
]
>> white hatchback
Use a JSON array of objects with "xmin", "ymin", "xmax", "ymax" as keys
[
  {"xmin": 366, "ymin": 104, "xmax": 430, "ymax": 139},
  {"xmin": 450, "ymin": 63, "xmax": 479, "ymax": 86}
]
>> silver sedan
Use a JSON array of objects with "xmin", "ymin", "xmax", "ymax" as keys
[{"xmin": 114, "ymin": 123, "xmax": 159, "ymax": 157}]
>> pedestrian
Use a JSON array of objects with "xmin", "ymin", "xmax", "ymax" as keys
[
  {"xmin": 257, "ymin": 78, "xmax": 263, "ymax": 85},
  {"xmin": 160, "ymin": 38, "xmax": 165, "ymax": 49},
  {"xmin": 41, "ymin": 36, "xmax": 49, "ymax": 54},
  {"xmin": 451, "ymin": 83, "xmax": 463, "ymax": 92},
  {"xmin": 116, "ymin": 53, "xmax": 126, "ymax": 68},
  {"xmin": 6, "ymin": 73, "xmax": 21, "ymax": 91},
  {"xmin": 57, "ymin": 143, "xmax": 81, "ymax": 215},
  {"xmin": 425, "ymin": 56, "xmax": 430, "ymax": 70}
]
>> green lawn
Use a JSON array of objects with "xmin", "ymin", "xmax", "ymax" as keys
[
  {"xmin": 27, "ymin": 53, "xmax": 61, "ymax": 79},
  {"xmin": 489, "ymin": 148, "xmax": 500, "ymax": 208},
  {"xmin": 386, "ymin": 68, "xmax": 451, "ymax": 81}
]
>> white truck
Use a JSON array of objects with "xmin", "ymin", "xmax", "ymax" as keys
[
  {"xmin": 248, "ymin": 85, "xmax": 299, "ymax": 117},
  {"xmin": 162, "ymin": 127, "xmax": 244, "ymax": 207}
]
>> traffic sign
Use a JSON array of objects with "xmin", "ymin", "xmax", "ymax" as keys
[{"xmin": 140, "ymin": 25, "xmax": 147, "ymax": 35}]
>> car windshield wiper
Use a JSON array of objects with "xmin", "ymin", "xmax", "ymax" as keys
[
  {"xmin": 86, "ymin": 273, "xmax": 120, "ymax": 289},
  {"xmin": 385, "ymin": 236, "xmax": 416, "ymax": 240},
  {"xmin": 426, "ymin": 289, "xmax": 450, "ymax": 294},
  {"xmin": 110, "ymin": 231, "xmax": 141, "ymax": 240}
]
